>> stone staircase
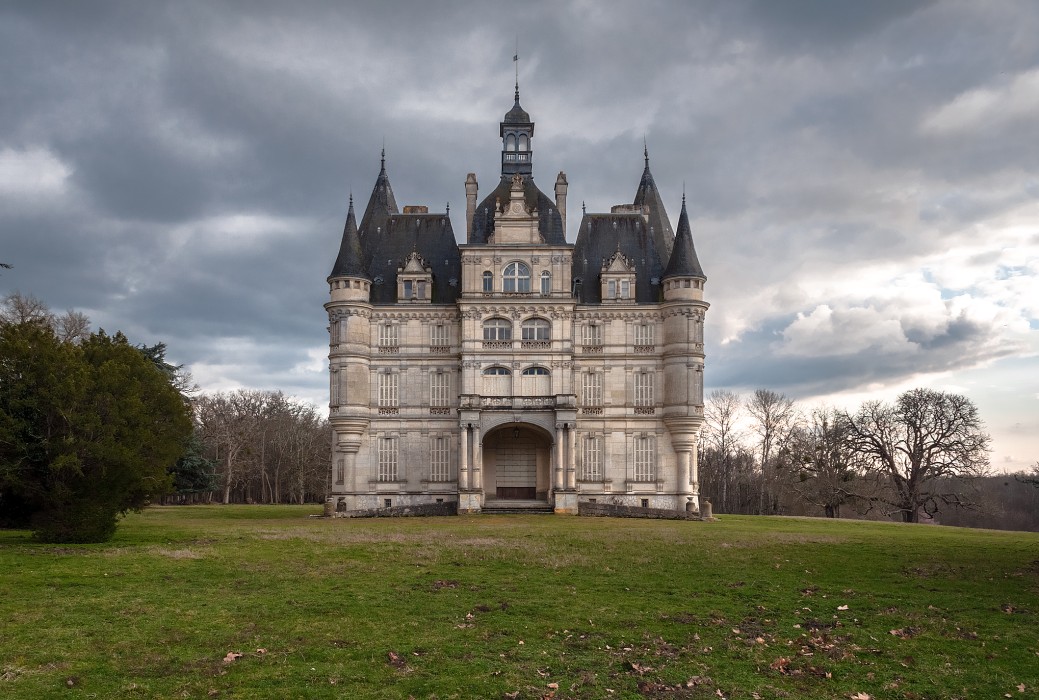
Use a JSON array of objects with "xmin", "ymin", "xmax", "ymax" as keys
[{"xmin": 480, "ymin": 499, "xmax": 554, "ymax": 515}]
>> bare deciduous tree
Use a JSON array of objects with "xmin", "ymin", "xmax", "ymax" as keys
[
  {"xmin": 841, "ymin": 388, "xmax": 991, "ymax": 523},
  {"xmin": 790, "ymin": 406, "xmax": 859, "ymax": 518},
  {"xmin": 747, "ymin": 389, "xmax": 797, "ymax": 514},
  {"xmin": 1, "ymin": 292, "xmax": 54, "ymax": 326}
]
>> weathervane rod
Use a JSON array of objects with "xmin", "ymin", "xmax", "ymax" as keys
[{"xmin": 514, "ymin": 37, "xmax": 519, "ymax": 99}]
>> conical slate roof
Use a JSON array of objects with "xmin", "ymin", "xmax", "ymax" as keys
[
  {"xmin": 329, "ymin": 196, "xmax": 368, "ymax": 279},
  {"xmin": 358, "ymin": 150, "xmax": 398, "ymax": 242},
  {"xmin": 633, "ymin": 148, "xmax": 675, "ymax": 261},
  {"xmin": 662, "ymin": 198, "xmax": 706, "ymax": 280}
]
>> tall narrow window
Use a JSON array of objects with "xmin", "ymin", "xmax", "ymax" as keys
[
  {"xmin": 378, "ymin": 438, "xmax": 398, "ymax": 482},
  {"xmin": 540, "ymin": 271, "xmax": 551, "ymax": 295},
  {"xmin": 430, "ymin": 372, "xmax": 448, "ymax": 407},
  {"xmin": 402, "ymin": 280, "xmax": 413, "ymax": 299},
  {"xmin": 607, "ymin": 280, "xmax": 616, "ymax": 299},
  {"xmin": 634, "ymin": 436, "xmax": 655, "ymax": 481},
  {"xmin": 583, "ymin": 323, "xmax": 603, "ymax": 347},
  {"xmin": 634, "ymin": 323, "xmax": 654, "ymax": 347},
  {"xmin": 518, "ymin": 134, "xmax": 528, "ymax": 151},
  {"xmin": 506, "ymin": 134, "xmax": 516, "ymax": 151},
  {"xmin": 503, "ymin": 262, "xmax": 531, "ymax": 292},
  {"xmin": 330, "ymin": 368, "xmax": 340, "ymax": 406},
  {"xmin": 430, "ymin": 437, "xmax": 449, "ymax": 482},
  {"xmin": 417, "ymin": 280, "xmax": 426, "ymax": 299},
  {"xmin": 634, "ymin": 373, "xmax": 654, "ymax": 407},
  {"xmin": 379, "ymin": 323, "xmax": 398, "ymax": 348},
  {"xmin": 583, "ymin": 372, "xmax": 603, "ymax": 407},
  {"xmin": 431, "ymin": 324, "xmax": 448, "ymax": 347},
  {"xmin": 335, "ymin": 457, "xmax": 345, "ymax": 485},
  {"xmin": 583, "ymin": 436, "xmax": 602, "ymax": 481},
  {"xmin": 482, "ymin": 271, "xmax": 493, "ymax": 292},
  {"xmin": 378, "ymin": 373, "xmax": 398, "ymax": 408},
  {"xmin": 620, "ymin": 280, "xmax": 630, "ymax": 299}
]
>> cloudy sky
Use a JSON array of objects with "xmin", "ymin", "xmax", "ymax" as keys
[{"xmin": 2, "ymin": 0, "xmax": 1036, "ymax": 471}]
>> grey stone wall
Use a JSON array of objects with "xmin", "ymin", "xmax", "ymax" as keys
[
  {"xmin": 338, "ymin": 500, "xmax": 458, "ymax": 518},
  {"xmin": 578, "ymin": 501, "xmax": 706, "ymax": 521}
]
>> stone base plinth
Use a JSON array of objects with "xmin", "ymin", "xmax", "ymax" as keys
[
  {"xmin": 458, "ymin": 491, "xmax": 483, "ymax": 514},
  {"xmin": 553, "ymin": 491, "xmax": 579, "ymax": 514}
]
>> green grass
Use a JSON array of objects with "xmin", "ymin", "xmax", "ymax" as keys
[{"xmin": 2, "ymin": 507, "xmax": 1037, "ymax": 699}]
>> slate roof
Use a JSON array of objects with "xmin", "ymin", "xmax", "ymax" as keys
[
  {"xmin": 358, "ymin": 152, "xmax": 398, "ymax": 243},
  {"xmin": 500, "ymin": 89, "xmax": 532, "ymax": 132},
  {"xmin": 662, "ymin": 198, "xmax": 706, "ymax": 280},
  {"xmin": 632, "ymin": 151, "xmax": 675, "ymax": 262},
  {"xmin": 329, "ymin": 196, "xmax": 368, "ymax": 279},
  {"xmin": 468, "ymin": 175, "xmax": 566, "ymax": 245},
  {"xmin": 363, "ymin": 213, "xmax": 462, "ymax": 305},
  {"xmin": 571, "ymin": 213, "xmax": 667, "ymax": 304}
]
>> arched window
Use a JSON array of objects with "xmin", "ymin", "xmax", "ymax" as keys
[
  {"xmin": 503, "ymin": 262, "xmax": 531, "ymax": 292},
  {"xmin": 518, "ymin": 134, "xmax": 528, "ymax": 152},
  {"xmin": 482, "ymin": 270, "xmax": 493, "ymax": 292},
  {"xmin": 482, "ymin": 318, "xmax": 512, "ymax": 341},
  {"xmin": 521, "ymin": 318, "xmax": 550, "ymax": 341},
  {"xmin": 482, "ymin": 366, "xmax": 512, "ymax": 376},
  {"xmin": 505, "ymin": 134, "xmax": 517, "ymax": 151},
  {"xmin": 540, "ymin": 271, "xmax": 551, "ymax": 295},
  {"xmin": 521, "ymin": 367, "xmax": 549, "ymax": 376}
]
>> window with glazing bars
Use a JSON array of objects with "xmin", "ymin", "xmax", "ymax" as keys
[
  {"xmin": 378, "ymin": 437, "xmax": 398, "ymax": 481},
  {"xmin": 583, "ymin": 436, "xmax": 602, "ymax": 481},
  {"xmin": 634, "ymin": 373, "xmax": 653, "ymax": 406},
  {"xmin": 583, "ymin": 323, "xmax": 603, "ymax": 346},
  {"xmin": 634, "ymin": 436, "xmax": 655, "ymax": 481},
  {"xmin": 635, "ymin": 323, "xmax": 654, "ymax": 346},
  {"xmin": 330, "ymin": 368, "xmax": 340, "ymax": 405},
  {"xmin": 430, "ymin": 437, "xmax": 449, "ymax": 481},
  {"xmin": 378, "ymin": 373, "xmax": 398, "ymax": 407},
  {"xmin": 431, "ymin": 324, "xmax": 448, "ymax": 346},
  {"xmin": 521, "ymin": 318, "xmax": 550, "ymax": 341},
  {"xmin": 335, "ymin": 458, "xmax": 345, "ymax": 485},
  {"xmin": 430, "ymin": 372, "xmax": 448, "ymax": 407},
  {"xmin": 379, "ymin": 323, "xmax": 398, "ymax": 347},
  {"xmin": 583, "ymin": 372, "xmax": 602, "ymax": 406}
]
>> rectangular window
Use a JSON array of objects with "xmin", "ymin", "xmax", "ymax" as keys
[
  {"xmin": 403, "ymin": 280, "xmax": 413, "ymax": 299},
  {"xmin": 583, "ymin": 436, "xmax": 602, "ymax": 481},
  {"xmin": 430, "ymin": 372, "xmax": 448, "ymax": 407},
  {"xmin": 634, "ymin": 436, "xmax": 655, "ymax": 481},
  {"xmin": 378, "ymin": 437, "xmax": 398, "ymax": 482},
  {"xmin": 540, "ymin": 273, "xmax": 550, "ymax": 295},
  {"xmin": 583, "ymin": 323, "xmax": 603, "ymax": 346},
  {"xmin": 483, "ymin": 272, "xmax": 493, "ymax": 292},
  {"xmin": 634, "ymin": 373, "xmax": 653, "ymax": 407},
  {"xmin": 335, "ymin": 457, "xmax": 345, "ymax": 485},
  {"xmin": 430, "ymin": 437, "xmax": 449, "ymax": 481},
  {"xmin": 431, "ymin": 324, "xmax": 448, "ymax": 347},
  {"xmin": 607, "ymin": 280, "xmax": 616, "ymax": 299},
  {"xmin": 634, "ymin": 323, "xmax": 654, "ymax": 346},
  {"xmin": 692, "ymin": 368, "xmax": 704, "ymax": 404},
  {"xmin": 378, "ymin": 373, "xmax": 399, "ymax": 407},
  {"xmin": 379, "ymin": 323, "xmax": 398, "ymax": 347},
  {"xmin": 620, "ymin": 280, "xmax": 630, "ymax": 299},
  {"xmin": 330, "ymin": 368, "xmax": 340, "ymax": 406},
  {"xmin": 583, "ymin": 372, "xmax": 603, "ymax": 407},
  {"xmin": 417, "ymin": 281, "xmax": 426, "ymax": 299}
]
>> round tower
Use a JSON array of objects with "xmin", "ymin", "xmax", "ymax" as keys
[
  {"xmin": 325, "ymin": 196, "xmax": 372, "ymax": 511},
  {"xmin": 661, "ymin": 196, "xmax": 709, "ymax": 512}
]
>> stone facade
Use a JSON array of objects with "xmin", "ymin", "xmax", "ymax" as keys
[{"xmin": 326, "ymin": 88, "xmax": 708, "ymax": 514}]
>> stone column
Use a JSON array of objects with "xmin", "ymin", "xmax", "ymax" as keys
[
  {"xmin": 458, "ymin": 425, "xmax": 469, "ymax": 491},
  {"xmin": 554, "ymin": 423, "xmax": 565, "ymax": 491},
  {"xmin": 690, "ymin": 446, "xmax": 700, "ymax": 511},
  {"xmin": 565, "ymin": 423, "xmax": 576, "ymax": 490},
  {"xmin": 677, "ymin": 449, "xmax": 691, "ymax": 499},
  {"xmin": 472, "ymin": 426, "xmax": 483, "ymax": 492}
]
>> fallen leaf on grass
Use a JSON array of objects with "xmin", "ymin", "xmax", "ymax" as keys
[
  {"xmin": 1018, "ymin": 684, "xmax": 1026, "ymax": 692},
  {"xmin": 387, "ymin": 651, "xmax": 406, "ymax": 668},
  {"xmin": 850, "ymin": 694, "xmax": 871, "ymax": 700},
  {"xmin": 222, "ymin": 652, "xmax": 243, "ymax": 664},
  {"xmin": 255, "ymin": 648, "xmax": 267, "ymax": 655},
  {"xmin": 837, "ymin": 605, "xmax": 849, "ymax": 611},
  {"xmin": 889, "ymin": 627, "xmax": 918, "ymax": 639}
]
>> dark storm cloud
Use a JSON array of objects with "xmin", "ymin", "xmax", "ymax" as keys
[{"xmin": 1, "ymin": 0, "xmax": 1036, "ymax": 464}]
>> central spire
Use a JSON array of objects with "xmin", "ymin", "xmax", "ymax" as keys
[{"xmin": 500, "ymin": 55, "xmax": 534, "ymax": 177}]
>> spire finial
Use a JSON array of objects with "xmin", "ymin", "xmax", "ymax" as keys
[
  {"xmin": 513, "ymin": 38, "xmax": 520, "ymax": 102},
  {"xmin": 380, "ymin": 145, "xmax": 385, "ymax": 171},
  {"xmin": 349, "ymin": 192, "xmax": 354, "ymax": 209},
  {"xmin": 446, "ymin": 201, "xmax": 450, "ymax": 214},
  {"xmin": 682, "ymin": 182, "xmax": 687, "ymax": 207},
  {"xmin": 582, "ymin": 200, "xmax": 586, "ymax": 215},
  {"xmin": 644, "ymin": 137, "xmax": 649, "ymax": 166}
]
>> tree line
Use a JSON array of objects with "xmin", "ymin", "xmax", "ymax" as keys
[
  {"xmin": 699, "ymin": 388, "xmax": 1039, "ymax": 531},
  {"xmin": 1, "ymin": 293, "xmax": 331, "ymax": 542}
]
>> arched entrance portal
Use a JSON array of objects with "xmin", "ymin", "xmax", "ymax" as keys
[{"xmin": 482, "ymin": 423, "xmax": 552, "ymax": 502}]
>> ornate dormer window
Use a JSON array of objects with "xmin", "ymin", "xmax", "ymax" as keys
[
  {"xmin": 397, "ymin": 251, "xmax": 433, "ymax": 303},
  {"xmin": 600, "ymin": 248, "xmax": 636, "ymax": 303}
]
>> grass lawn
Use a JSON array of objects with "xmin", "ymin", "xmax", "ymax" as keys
[{"xmin": 1, "ymin": 507, "xmax": 1037, "ymax": 699}]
